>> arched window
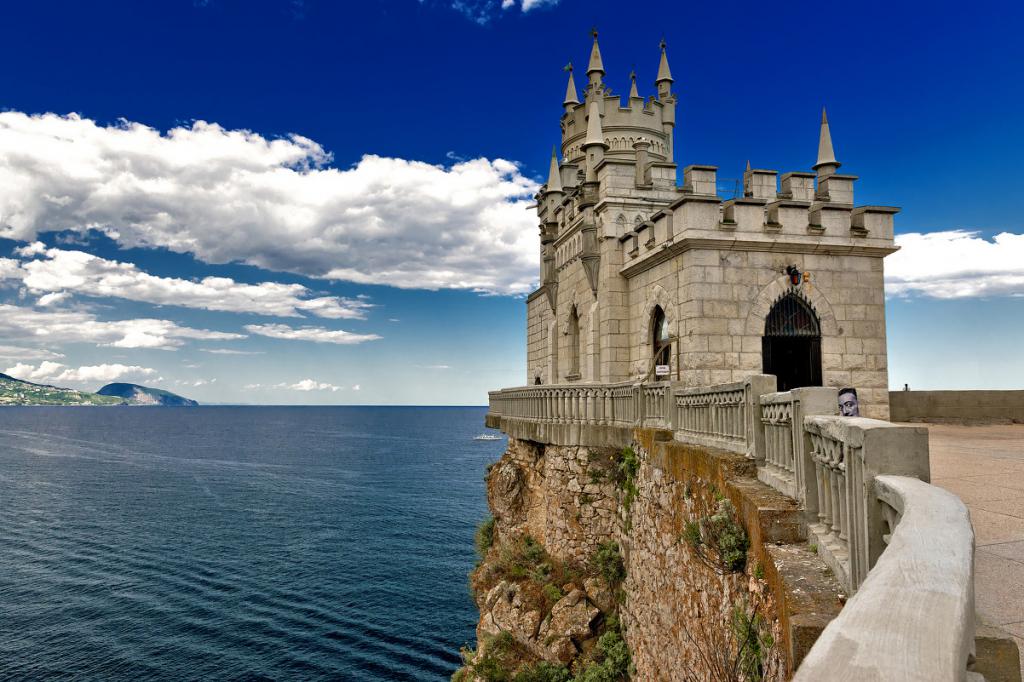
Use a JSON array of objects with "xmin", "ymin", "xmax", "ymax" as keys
[
  {"xmin": 652, "ymin": 305, "xmax": 671, "ymax": 369},
  {"xmin": 762, "ymin": 292, "xmax": 822, "ymax": 391},
  {"xmin": 568, "ymin": 306, "xmax": 580, "ymax": 378}
]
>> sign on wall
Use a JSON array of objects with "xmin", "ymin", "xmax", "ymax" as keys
[{"xmin": 655, "ymin": 365, "xmax": 670, "ymax": 377}]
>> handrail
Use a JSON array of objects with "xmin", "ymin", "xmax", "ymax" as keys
[{"xmin": 793, "ymin": 475, "xmax": 977, "ymax": 682}]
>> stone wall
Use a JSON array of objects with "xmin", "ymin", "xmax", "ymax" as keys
[
  {"xmin": 890, "ymin": 390, "xmax": 1024, "ymax": 424},
  {"xmin": 463, "ymin": 432, "xmax": 845, "ymax": 680}
]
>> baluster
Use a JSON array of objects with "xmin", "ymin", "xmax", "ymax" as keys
[
  {"xmin": 815, "ymin": 458, "xmax": 827, "ymax": 529},
  {"xmin": 829, "ymin": 465, "xmax": 842, "ymax": 539}
]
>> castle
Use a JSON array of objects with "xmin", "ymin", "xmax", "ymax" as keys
[{"xmin": 527, "ymin": 31, "xmax": 898, "ymax": 419}]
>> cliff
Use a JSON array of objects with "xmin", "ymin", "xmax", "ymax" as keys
[
  {"xmin": 96, "ymin": 383, "xmax": 198, "ymax": 406},
  {"xmin": 455, "ymin": 431, "xmax": 844, "ymax": 681}
]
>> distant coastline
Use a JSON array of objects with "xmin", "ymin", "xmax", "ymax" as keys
[{"xmin": 0, "ymin": 374, "xmax": 196, "ymax": 406}]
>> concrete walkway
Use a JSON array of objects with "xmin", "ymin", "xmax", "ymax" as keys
[{"xmin": 924, "ymin": 423, "xmax": 1024, "ymax": 673}]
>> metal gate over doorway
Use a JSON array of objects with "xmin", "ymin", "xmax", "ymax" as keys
[{"xmin": 762, "ymin": 291, "xmax": 822, "ymax": 392}]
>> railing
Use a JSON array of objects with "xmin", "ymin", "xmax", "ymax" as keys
[
  {"xmin": 800, "ymin": 416, "xmax": 930, "ymax": 593},
  {"xmin": 487, "ymin": 376, "xmax": 778, "ymax": 452},
  {"xmin": 794, "ymin": 475, "xmax": 977, "ymax": 682},
  {"xmin": 757, "ymin": 387, "xmax": 838, "ymax": 502}
]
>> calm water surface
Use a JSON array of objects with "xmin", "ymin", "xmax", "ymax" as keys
[{"xmin": 0, "ymin": 406, "xmax": 503, "ymax": 680}]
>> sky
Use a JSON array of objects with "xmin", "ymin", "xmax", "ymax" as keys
[{"xmin": 0, "ymin": 0, "xmax": 1022, "ymax": 404}]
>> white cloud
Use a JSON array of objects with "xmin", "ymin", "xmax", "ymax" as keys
[
  {"xmin": 3, "ymin": 245, "xmax": 371, "ymax": 319},
  {"xmin": 0, "ymin": 303, "xmax": 243, "ymax": 349},
  {"xmin": 520, "ymin": 0, "xmax": 557, "ymax": 10},
  {"xmin": 0, "ymin": 345, "xmax": 64, "ymax": 361},
  {"xmin": 276, "ymin": 379, "xmax": 341, "ymax": 392},
  {"xmin": 37, "ymin": 291, "xmax": 70, "ymax": 306},
  {"xmin": 200, "ymin": 348, "xmax": 264, "ymax": 355},
  {"xmin": 4, "ymin": 361, "xmax": 156, "ymax": 384},
  {"xmin": 13, "ymin": 241, "xmax": 46, "ymax": 257},
  {"xmin": 0, "ymin": 111, "xmax": 539, "ymax": 295},
  {"xmin": 351, "ymin": 384, "xmax": 361, "ymax": 391},
  {"xmin": 244, "ymin": 322, "xmax": 381, "ymax": 345},
  {"xmin": 887, "ymin": 231, "xmax": 1024, "ymax": 299}
]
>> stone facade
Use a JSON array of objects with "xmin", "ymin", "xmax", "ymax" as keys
[{"xmin": 527, "ymin": 34, "xmax": 898, "ymax": 419}]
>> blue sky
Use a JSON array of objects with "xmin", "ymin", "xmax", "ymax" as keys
[{"xmin": 0, "ymin": 0, "xmax": 1022, "ymax": 404}]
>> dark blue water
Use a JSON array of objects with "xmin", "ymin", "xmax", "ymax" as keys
[{"xmin": 0, "ymin": 407, "xmax": 504, "ymax": 680}]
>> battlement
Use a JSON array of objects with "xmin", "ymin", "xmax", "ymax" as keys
[{"xmin": 561, "ymin": 94, "xmax": 673, "ymax": 165}]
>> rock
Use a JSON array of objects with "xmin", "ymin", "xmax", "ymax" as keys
[
  {"xmin": 489, "ymin": 581, "xmax": 542, "ymax": 640},
  {"xmin": 546, "ymin": 635, "xmax": 578, "ymax": 663},
  {"xmin": 488, "ymin": 461, "xmax": 525, "ymax": 525},
  {"xmin": 547, "ymin": 589, "xmax": 600, "ymax": 640},
  {"xmin": 584, "ymin": 577, "xmax": 615, "ymax": 613}
]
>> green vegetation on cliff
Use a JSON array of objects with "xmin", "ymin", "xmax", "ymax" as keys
[{"xmin": 0, "ymin": 373, "xmax": 124, "ymax": 406}]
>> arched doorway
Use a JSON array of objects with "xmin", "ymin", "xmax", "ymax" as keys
[
  {"xmin": 762, "ymin": 292, "xmax": 822, "ymax": 392},
  {"xmin": 652, "ymin": 306, "xmax": 671, "ymax": 374}
]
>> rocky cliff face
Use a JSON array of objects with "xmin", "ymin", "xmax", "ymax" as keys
[{"xmin": 455, "ymin": 432, "xmax": 840, "ymax": 681}]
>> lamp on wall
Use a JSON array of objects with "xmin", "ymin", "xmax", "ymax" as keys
[{"xmin": 785, "ymin": 265, "xmax": 803, "ymax": 286}]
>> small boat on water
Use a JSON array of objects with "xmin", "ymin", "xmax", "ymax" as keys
[{"xmin": 473, "ymin": 434, "xmax": 502, "ymax": 441}]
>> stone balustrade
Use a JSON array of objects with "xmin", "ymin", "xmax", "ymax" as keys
[
  {"xmin": 486, "ymin": 374, "xmax": 980, "ymax": 680},
  {"xmin": 757, "ymin": 387, "xmax": 839, "ymax": 502},
  {"xmin": 793, "ymin": 475, "xmax": 979, "ymax": 682}
]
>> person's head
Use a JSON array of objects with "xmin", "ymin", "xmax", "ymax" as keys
[{"xmin": 838, "ymin": 388, "xmax": 859, "ymax": 417}]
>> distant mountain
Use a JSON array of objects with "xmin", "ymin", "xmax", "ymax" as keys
[
  {"xmin": 0, "ymin": 373, "xmax": 125, "ymax": 406},
  {"xmin": 97, "ymin": 383, "xmax": 198, "ymax": 406}
]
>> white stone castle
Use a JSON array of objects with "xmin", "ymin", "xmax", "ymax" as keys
[{"xmin": 527, "ymin": 31, "xmax": 898, "ymax": 419}]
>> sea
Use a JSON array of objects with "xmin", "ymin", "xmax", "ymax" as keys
[{"xmin": 0, "ymin": 406, "xmax": 505, "ymax": 680}]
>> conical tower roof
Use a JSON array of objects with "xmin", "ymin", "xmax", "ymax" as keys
[
  {"xmin": 587, "ymin": 29, "xmax": 604, "ymax": 75},
  {"xmin": 546, "ymin": 147, "xmax": 562, "ymax": 193},
  {"xmin": 656, "ymin": 39, "xmax": 673, "ymax": 82},
  {"xmin": 563, "ymin": 63, "xmax": 579, "ymax": 105},
  {"xmin": 584, "ymin": 101, "xmax": 604, "ymax": 146},
  {"xmin": 814, "ymin": 107, "xmax": 840, "ymax": 171},
  {"xmin": 629, "ymin": 70, "xmax": 639, "ymax": 99}
]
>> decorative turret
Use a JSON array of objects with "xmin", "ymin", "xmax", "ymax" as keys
[
  {"xmin": 582, "ymin": 100, "xmax": 607, "ymax": 183},
  {"xmin": 586, "ymin": 28, "xmax": 605, "ymax": 94},
  {"xmin": 813, "ymin": 107, "xmax": 841, "ymax": 178},
  {"xmin": 655, "ymin": 39, "xmax": 673, "ymax": 100},
  {"xmin": 545, "ymin": 146, "xmax": 563, "ymax": 195},
  {"xmin": 563, "ymin": 63, "xmax": 579, "ymax": 112},
  {"xmin": 628, "ymin": 70, "xmax": 640, "ymax": 100}
]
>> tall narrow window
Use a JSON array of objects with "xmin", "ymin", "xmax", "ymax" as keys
[
  {"xmin": 568, "ymin": 306, "xmax": 580, "ymax": 378},
  {"xmin": 652, "ymin": 306, "xmax": 671, "ymax": 369}
]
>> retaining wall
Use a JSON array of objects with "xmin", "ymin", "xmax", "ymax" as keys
[{"xmin": 890, "ymin": 390, "xmax": 1024, "ymax": 424}]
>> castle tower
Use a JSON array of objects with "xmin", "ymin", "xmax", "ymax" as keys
[{"xmin": 524, "ymin": 34, "xmax": 899, "ymax": 419}]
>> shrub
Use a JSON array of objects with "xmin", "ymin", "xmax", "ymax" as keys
[
  {"xmin": 476, "ymin": 517, "xmax": 496, "ymax": 558},
  {"xmin": 592, "ymin": 541, "xmax": 626, "ymax": 587},
  {"xmin": 613, "ymin": 448, "xmax": 640, "ymax": 514},
  {"xmin": 542, "ymin": 582, "xmax": 564, "ymax": 605},
  {"xmin": 732, "ymin": 604, "xmax": 774, "ymax": 682},
  {"xmin": 684, "ymin": 499, "xmax": 749, "ymax": 574},
  {"xmin": 573, "ymin": 618, "xmax": 630, "ymax": 682},
  {"xmin": 513, "ymin": 662, "xmax": 572, "ymax": 682}
]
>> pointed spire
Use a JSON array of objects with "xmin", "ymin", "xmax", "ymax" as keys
[
  {"xmin": 814, "ymin": 107, "xmax": 840, "ymax": 173},
  {"xmin": 629, "ymin": 70, "xmax": 639, "ymax": 99},
  {"xmin": 656, "ymin": 38, "xmax": 673, "ymax": 83},
  {"xmin": 745, "ymin": 159, "xmax": 751, "ymax": 172},
  {"xmin": 546, "ymin": 146, "xmax": 562, "ymax": 193},
  {"xmin": 563, "ymin": 62, "xmax": 579, "ymax": 106},
  {"xmin": 584, "ymin": 101, "xmax": 604, "ymax": 147},
  {"xmin": 587, "ymin": 27, "xmax": 604, "ymax": 76}
]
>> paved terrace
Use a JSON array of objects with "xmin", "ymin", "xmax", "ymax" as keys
[{"xmin": 925, "ymin": 423, "xmax": 1024, "ymax": 674}]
